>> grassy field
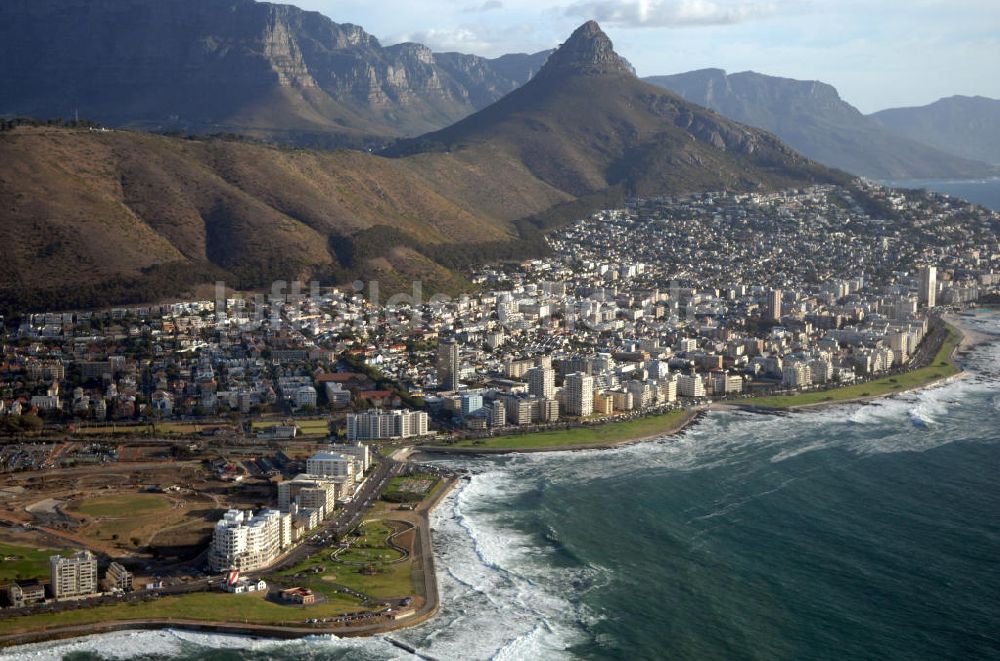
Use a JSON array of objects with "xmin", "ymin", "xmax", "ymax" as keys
[
  {"xmin": 381, "ymin": 473, "xmax": 441, "ymax": 503},
  {"xmin": 452, "ymin": 408, "xmax": 695, "ymax": 450},
  {"xmin": 0, "ymin": 542, "xmax": 73, "ymax": 582},
  {"xmin": 73, "ymin": 494, "xmax": 170, "ymax": 518},
  {"xmin": 67, "ymin": 492, "xmax": 217, "ymax": 551},
  {"xmin": 0, "ymin": 590, "xmax": 366, "ymax": 635},
  {"xmin": 252, "ymin": 419, "xmax": 330, "ymax": 435},
  {"xmin": 737, "ymin": 325, "xmax": 962, "ymax": 409},
  {"xmin": 277, "ymin": 520, "xmax": 415, "ymax": 601}
]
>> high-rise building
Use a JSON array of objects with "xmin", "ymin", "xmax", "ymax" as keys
[
  {"xmin": 677, "ymin": 373, "xmax": 706, "ymax": 398},
  {"xmin": 346, "ymin": 409, "xmax": 429, "ymax": 440},
  {"xmin": 489, "ymin": 400, "xmax": 506, "ymax": 427},
  {"xmin": 564, "ymin": 372, "xmax": 594, "ymax": 417},
  {"xmin": 526, "ymin": 366, "xmax": 556, "ymax": 399},
  {"xmin": 327, "ymin": 441, "xmax": 371, "ymax": 473},
  {"xmin": 437, "ymin": 339, "xmax": 460, "ymax": 391},
  {"xmin": 50, "ymin": 550, "xmax": 98, "ymax": 599},
  {"xmin": 766, "ymin": 289, "xmax": 782, "ymax": 321},
  {"xmin": 540, "ymin": 398, "xmax": 560, "ymax": 422},
  {"xmin": 278, "ymin": 474, "xmax": 343, "ymax": 513},
  {"xmin": 306, "ymin": 452, "xmax": 363, "ymax": 480},
  {"xmin": 919, "ymin": 266, "xmax": 937, "ymax": 308},
  {"xmin": 209, "ymin": 509, "xmax": 289, "ymax": 572}
]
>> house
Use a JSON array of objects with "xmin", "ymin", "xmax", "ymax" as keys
[
  {"xmin": 5, "ymin": 581, "xmax": 46, "ymax": 608},
  {"xmin": 279, "ymin": 586, "xmax": 316, "ymax": 605}
]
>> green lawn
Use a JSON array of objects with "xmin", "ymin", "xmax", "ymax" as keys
[
  {"xmin": 251, "ymin": 419, "xmax": 330, "ymax": 435},
  {"xmin": 0, "ymin": 590, "xmax": 365, "ymax": 635},
  {"xmin": 276, "ymin": 520, "xmax": 415, "ymax": 601},
  {"xmin": 737, "ymin": 325, "xmax": 962, "ymax": 409},
  {"xmin": 73, "ymin": 494, "xmax": 170, "ymax": 518},
  {"xmin": 452, "ymin": 408, "xmax": 694, "ymax": 450},
  {"xmin": 381, "ymin": 473, "xmax": 441, "ymax": 503},
  {"xmin": 0, "ymin": 542, "xmax": 73, "ymax": 582}
]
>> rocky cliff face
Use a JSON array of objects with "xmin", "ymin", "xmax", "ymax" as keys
[
  {"xmin": 0, "ymin": 0, "xmax": 551, "ymax": 143},
  {"xmin": 645, "ymin": 69, "xmax": 999, "ymax": 179},
  {"xmin": 535, "ymin": 20, "xmax": 636, "ymax": 79}
]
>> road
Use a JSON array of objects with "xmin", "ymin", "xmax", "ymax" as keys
[{"xmin": 265, "ymin": 455, "xmax": 404, "ymax": 573}]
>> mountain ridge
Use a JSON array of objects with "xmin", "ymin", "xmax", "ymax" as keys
[
  {"xmin": 871, "ymin": 95, "xmax": 1000, "ymax": 167},
  {"xmin": 388, "ymin": 24, "xmax": 847, "ymax": 199},
  {"xmin": 1, "ymin": 21, "xmax": 851, "ymax": 313},
  {"xmin": 0, "ymin": 0, "xmax": 552, "ymax": 145},
  {"xmin": 645, "ymin": 68, "xmax": 998, "ymax": 179}
]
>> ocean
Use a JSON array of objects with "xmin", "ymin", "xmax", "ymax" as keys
[
  {"xmin": 9, "ymin": 312, "xmax": 1000, "ymax": 661},
  {"xmin": 882, "ymin": 178, "xmax": 1000, "ymax": 212}
]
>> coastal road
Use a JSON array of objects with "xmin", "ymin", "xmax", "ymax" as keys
[{"xmin": 266, "ymin": 455, "xmax": 404, "ymax": 572}]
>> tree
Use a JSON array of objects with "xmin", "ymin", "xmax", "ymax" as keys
[{"xmin": 20, "ymin": 414, "xmax": 44, "ymax": 432}]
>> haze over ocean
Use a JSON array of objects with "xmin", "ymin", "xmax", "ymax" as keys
[
  {"xmin": 11, "ymin": 313, "xmax": 1000, "ymax": 661},
  {"xmin": 884, "ymin": 179, "xmax": 1000, "ymax": 213}
]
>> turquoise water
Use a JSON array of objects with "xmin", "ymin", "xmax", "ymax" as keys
[
  {"xmin": 883, "ymin": 178, "xmax": 1000, "ymax": 212},
  {"xmin": 12, "ymin": 313, "xmax": 1000, "ymax": 660}
]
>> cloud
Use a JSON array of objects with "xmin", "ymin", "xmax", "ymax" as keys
[
  {"xmin": 384, "ymin": 23, "xmax": 544, "ymax": 55},
  {"xmin": 386, "ymin": 27, "xmax": 493, "ymax": 52},
  {"xmin": 462, "ymin": 0, "xmax": 504, "ymax": 11},
  {"xmin": 562, "ymin": 0, "xmax": 779, "ymax": 28}
]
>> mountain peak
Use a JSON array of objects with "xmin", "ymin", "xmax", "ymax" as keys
[{"xmin": 537, "ymin": 21, "xmax": 636, "ymax": 79}]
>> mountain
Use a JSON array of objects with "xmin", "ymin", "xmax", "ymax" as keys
[
  {"xmin": 0, "ymin": 124, "xmax": 572, "ymax": 312},
  {"xmin": 0, "ymin": 0, "xmax": 551, "ymax": 145},
  {"xmin": 388, "ymin": 23, "xmax": 845, "ymax": 200},
  {"xmin": 871, "ymin": 96, "xmax": 1000, "ymax": 167},
  {"xmin": 0, "ymin": 21, "xmax": 850, "ymax": 313},
  {"xmin": 645, "ymin": 69, "xmax": 998, "ymax": 179}
]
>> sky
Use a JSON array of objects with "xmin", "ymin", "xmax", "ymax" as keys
[{"xmin": 288, "ymin": 0, "xmax": 1000, "ymax": 113}]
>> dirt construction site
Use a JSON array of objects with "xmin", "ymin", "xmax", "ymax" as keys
[{"xmin": 0, "ymin": 455, "xmax": 273, "ymax": 573}]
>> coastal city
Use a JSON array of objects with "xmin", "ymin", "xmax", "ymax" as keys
[{"xmin": 0, "ymin": 180, "xmax": 996, "ymax": 641}]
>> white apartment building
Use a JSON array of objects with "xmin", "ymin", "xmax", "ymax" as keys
[
  {"xmin": 327, "ymin": 441, "xmax": 372, "ymax": 473},
  {"xmin": 659, "ymin": 378, "xmax": 678, "ymax": 403},
  {"xmin": 209, "ymin": 508, "xmax": 289, "ymax": 573},
  {"xmin": 677, "ymin": 373, "xmax": 706, "ymax": 398},
  {"xmin": 306, "ymin": 452, "xmax": 356, "ymax": 482},
  {"xmin": 278, "ymin": 474, "xmax": 339, "ymax": 514},
  {"xmin": 782, "ymin": 362, "xmax": 812, "ymax": 388},
  {"xmin": 526, "ymin": 366, "xmax": 556, "ymax": 399},
  {"xmin": 564, "ymin": 372, "xmax": 594, "ymax": 417},
  {"xmin": 346, "ymin": 409, "xmax": 428, "ymax": 440},
  {"xmin": 50, "ymin": 550, "xmax": 98, "ymax": 599}
]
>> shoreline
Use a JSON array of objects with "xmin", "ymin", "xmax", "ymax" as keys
[
  {"xmin": 0, "ymin": 476, "xmax": 459, "ymax": 651},
  {"xmin": 0, "ymin": 316, "xmax": 988, "ymax": 650},
  {"xmin": 416, "ymin": 407, "xmax": 706, "ymax": 456}
]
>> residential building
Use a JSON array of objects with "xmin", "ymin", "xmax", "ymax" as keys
[
  {"xmin": 209, "ymin": 509, "xmax": 288, "ymax": 573},
  {"xmin": 526, "ymin": 366, "xmax": 555, "ymax": 399},
  {"xmin": 105, "ymin": 562, "xmax": 133, "ymax": 592},
  {"xmin": 327, "ymin": 441, "xmax": 372, "ymax": 473},
  {"xmin": 677, "ymin": 373, "xmax": 706, "ymax": 398},
  {"xmin": 919, "ymin": 265, "xmax": 937, "ymax": 308},
  {"xmin": 767, "ymin": 289, "xmax": 782, "ymax": 321},
  {"xmin": 437, "ymin": 339, "xmax": 460, "ymax": 391},
  {"xmin": 564, "ymin": 372, "xmax": 594, "ymax": 417},
  {"xmin": 345, "ymin": 409, "xmax": 428, "ymax": 440},
  {"xmin": 50, "ymin": 550, "xmax": 98, "ymax": 599},
  {"xmin": 278, "ymin": 475, "xmax": 339, "ymax": 515}
]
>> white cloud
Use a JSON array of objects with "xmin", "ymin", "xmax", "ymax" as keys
[
  {"xmin": 462, "ymin": 0, "xmax": 505, "ymax": 11},
  {"xmin": 384, "ymin": 24, "xmax": 545, "ymax": 55},
  {"xmin": 562, "ymin": 0, "xmax": 779, "ymax": 27}
]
